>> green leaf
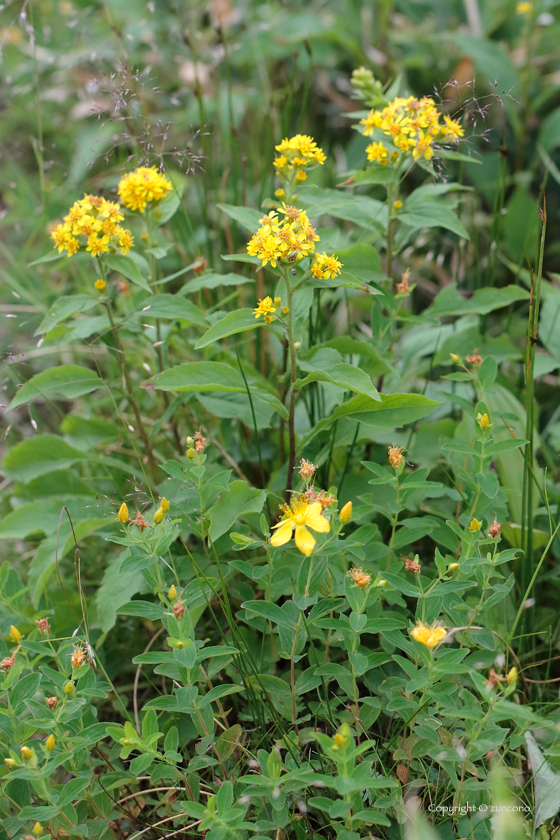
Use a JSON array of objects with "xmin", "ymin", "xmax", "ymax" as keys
[
  {"xmin": 301, "ymin": 393, "xmax": 439, "ymax": 446},
  {"xmin": 340, "ymin": 167, "xmax": 398, "ymax": 186},
  {"xmin": 181, "ymin": 272, "xmax": 255, "ymax": 294},
  {"xmin": 399, "ymin": 202, "xmax": 469, "ymax": 239},
  {"xmin": 104, "ymin": 254, "xmax": 152, "ymax": 293},
  {"xmin": 195, "ymin": 309, "xmax": 263, "ymax": 349},
  {"xmin": 428, "ymin": 284, "xmax": 530, "ymax": 317},
  {"xmin": 294, "ymin": 363, "xmax": 380, "ymax": 401},
  {"xmin": 144, "ymin": 362, "xmax": 245, "ymax": 393},
  {"xmin": 116, "ymin": 600, "xmax": 165, "ymax": 621},
  {"xmin": 96, "ymin": 551, "xmax": 145, "ymax": 635},
  {"xmin": 138, "ymin": 295, "xmax": 208, "ymax": 326},
  {"xmin": 11, "ymin": 673, "xmax": 41, "ymax": 713},
  {"xmin": 1, "ymin": 434, "xmax": 87, "ymax": 483},
  {"xmin": 216, "ymin": 203, "xmax": 262, "ymax": 232},
  {"xmin": 297, "ymin": 186, "xmax": 387, "ymax": 230},
  {"xmin": 9, "ymin": 365, "xmax": 103, "ymax": 410},
  {"xmin": 241, "ymin": 600, "xmax": 290, "ymax": 626},
  {"xmin": 35, "ymin": 294, "xmax": 98, "ymax": 335},
  {"xmin": 526, "ymin": 732, "xmax": 560, "ymax": 828},
  {"xmin": 208, "ymin": 480, "xmax": 266, "ymax": 541}
]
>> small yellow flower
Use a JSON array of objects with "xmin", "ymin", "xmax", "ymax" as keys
[
  {"xmin": 393, "ymin": 200, "xmax": 403, "ymax": 210},
  {"xmin": 340, "ymin": 501, "xmax": 353, "ymax": 524},
  {"xmin": 281, "ymin": 306, "xmax": 290, "ymax": 316},
  {"xmin": 254, "ymin": 296, "xmax": 276, "ymax": 319},
  {"xmin": 20, "ymin": 746, "xmax": 33, "ymax": 760},
  {"xmin": 516, "ymin": 1, "xmax": 532, "ymax": 14},
  {"xmin": 477, "ymin": 413, "xmax": 490, "ymax": 430},
  {"xmin": 469, "ymin": 518, "xmax": 481, "ymax": 532},
  {"xmin": 507, "ymin": 666, "xmax": 518, "ymax": 684},
  {"xmin": 33, "ymin": 823, "xmax": 43, "ymax": 836},
  {"xmin": 46, "ymin": 735, "xmax": 56, "ymax": 751},
  {"xmin": 154, "ymin": 507, "xmax": 164, "ymax": 525},
  {"xmin": 161, "ymin": 497, "xmax": 170, "ymax": 512},
  {"xmin": 187, "ymin": 447, "xmax": 196, "ymax": 460},
  {"xmin": 118, "ymin": 165, "xmax": 173, "ymax": 213},
  {"xmin": 10, "ymin": 625, "xmax": 22, "ymax": 643},
  {"xmin": 296, "ymin": 171, "xmax": 307, "ymax": 181},
  {"xmin": 64, "ymin": 682, "xmax": 74, "ymax": 694},
  {"xmin": 118, "ymin": 503, "xmax": 129, "ymax": 524},
  {"xmin": 331, "ymin": 723, "xmax": 351, "ymax": 751},
  {"xmin": 94, "ymin": 278, "xmax": 106, "ymax": 291},
  {"xmin": 168, "ymin": 584, "xmax": 177, "ymax": 600},
  {"xmin": 273, "ymin": 297, "xmax": 282, "ymax": 308},
  {"xmin": 411, "ymin": 621, "xmax": 447, "ymax": 648},
  {"xmin": 347, "ymin": 566, "xmax": 371, "ymax": 588},
  {"xmin": 270, "ymin": 496, "xmax": 330, "ymax": 556}
]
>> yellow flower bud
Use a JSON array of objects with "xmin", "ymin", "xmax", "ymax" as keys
[
  {"xmin": 393, "ymin": 200, "xmax": 403, "ymax": 209},
  {"xmin": 117, "ymin": 503, "xmax": 129, "ymax": 524},
  {"xmin": 185, "ymin": 436, "xmax": 194, "ymax": 447},
  {"xmin": 20, "ymin": 746, "xmax": 33, "ymax": 760},
  {"xmin": 46, "ymin": 735, "xmax": 55, "ymax": 751},
  {"xmin": 281, "ymin": 306, "xmax": 289, "ymax": 316},
  {"xmin": 448, "ymin": 563, "xmax": 460, "ymax": 573},
  {"xmin": 507, "ymin": 666, "xmax": 518, "ymax": 684},
  {"xmin": 32, "ymin": 823, "xmax": 43, "ymax": 836},
  {"xmin": 377, "ymin": 578, "xmax": 387, "ymax": 588},
  {"xmin": 187, "ymin": 447, "xmax": 196, "ymax": 459},
  {"xmin": 94, "ymin": 279, "xmax": 106, "ymax": 291},
  {"xmin": 64, "ymin": 682, "xmax": 74, "ymax": 694},
  {"xmin": 333, "ymin": 733, "xmax": 345, "ymax": 746},
  {"xmin": 449, "ymin": 353, "xmax": 461, "ymax": 364},
  {"xmin": 161, "ymin": 497, "xmax": 170, "ymax": 512},
  {"xmin": 176, "ymin": 640, "xmax": 184, "ymax": 649},
  {"xmin": 340, "ymin": 501, "xmax": 353, "ymax": 524},
  {"xmin": 275, "ymin": 188, "xmax": 286, "ymax": 199},
  {"xmin": 469, "ymin": 518, "xmax": 481, "ymax": 532},
  {"xmin": 4, "ymin": 758, "xmax": 16, "ymax": 766},
  {"xmin": 154, "ymin": 507, "xmax": 164, "ymax": 525},
  {"xmin": 168, "ymin": 584, "xmax": 177, "ymax": 600},
  {"xmin": 274, "ymin": 297, "xmax": 282, "ymax": 308},
  {"xmin": 478, "ymin": 412, "xmax": 490, "ymax": 430},
  {"xmin": 10, "ymin": 625, "xmax": 22, "ymax": 643}
]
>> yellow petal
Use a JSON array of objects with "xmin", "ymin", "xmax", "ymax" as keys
[
  {"xmin": 305, "ymin": 502, "xmax": 323, "ymax": 520},
  {"xmin": 306, "ymin": 512, "xmax": 330, "ymax": 534},
  {"xmin": 294, "ymin": 525, "xmax": 316, "ymax": 556},
  {"xmin": 270, "ymin": 520, "xmax": 294, "ymax": 547}
]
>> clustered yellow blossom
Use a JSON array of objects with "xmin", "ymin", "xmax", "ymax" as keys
[
  {"xmin": 360, "ymin": 96, "xmax": 464, "ymax": 165},
  {"xmin": 270, "ymin": 495, "xmax": 330, "ymax": 556},
  {"xmin": 311, "ymin": 252, "xmax": 343, "ymax": 281},
  {"xmin": 273, "ymin": 134, "xmax": 326, "ymax": 182},
  {"xmin": 247, "ymin": 207, "xmax": 324, "ymax": 270},
  {"xmin": 411, "ymin": 621, "xmax": 447, "ymax": 648},
  {"xmin": 51, "ymin": 195, "xmax": 133, "ymax": 258},
  {"xmin": 117, "ymin": 165, "xmax": 172, "ymax": 213},
  {"xmin": 254, "ymin": 296, "xmax": 276, "ymax": 322}
]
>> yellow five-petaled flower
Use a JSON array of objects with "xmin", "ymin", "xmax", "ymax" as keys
[
  {"xmin": 411, "ymin": 621, "xmax": 447, "ymax": 648},
  {"xmin": 270, "ymin": 495, "xmax": 330, "ymax": 556}
]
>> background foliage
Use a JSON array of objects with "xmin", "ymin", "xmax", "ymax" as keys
[{"xmin": 2, "ymin": 0, "xmax": 560, "ymax": 838}]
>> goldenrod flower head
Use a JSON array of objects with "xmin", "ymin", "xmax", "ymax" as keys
[
  {"xmin": 274, "ymin": 135, "xmax": 326, "ymax": 175},
  {"xmin": 71, "ymin": 644, "xmax": 86, "ymax": 669},
  {"xmin": 388, "ymin": 444, "xmax": 404, "ymax": 469},
  {"xmin": 254, "ymin": 296, "xmax": 276, "ymax": 319},
  {"xmin": 507, "ymin": 666, "xmax": 518, "ymax": 684},
  {"xmin": 516, "ymin": 1, "xmax": 532, "ymax": 13},
  {"xmin": 64, "ymin": 682, "xmax": 74, "ymax": 694},
  {"xmin": 161, "ymin": 497, "xmax": 170, "ymax": 512},
  {"xmin": 20, "ymin": 746, "xmax": 33, "ymax": 760},
  {"xmin": 118, "ymin": 165, "xmax": 172, "ymax": 213},
  {"xmin": 273, "ymin": 296, "xmax": 282, "ymax": 308},
  {"xmin": 340, "ymin": 501, "xmax": 353, "ymax": 524},
  {"xmin": 247, "ymin": 203, "xmax": 325, "ymax": 269},
  {"xmin": 296, "ymin": 171, "xmax": 307, "ymax": 181},
  {"xmin": 411, "ymin": 622, "xmax": 447, "ymax": 648},
  {"xmin": 311, "ymin": 252, "xmax": 343, "ymax": 281},
  {"xmin": 9, "ymin": 625, "xmax": 22, "ymax": 643},
  {"xmin": 366, "ymin": 141, "xmax": 389, "ymax": 165},
  {"xmin": 154, "ymin": 507, "xmax": 164, "ymax": 525},
  {"xmin": 469, "ymin": 518, "xmax": 481, "ymax": 532},
  {"xmin": 168, "ymin": 584, "xmax": 178, "ymax": 600},
  {"xmin": 94, "ymin": 278, "xmax": 106, "ymax": 291},
  {"xmin": 118, "ymin": 503, "xmax": 129, "ymax": 524},
  {"xmin": 32, "ymin": 823, "xmax": 43, "ymax": 836},
  {"xmin": 50, "ymin": 195, "xmax": 132, "ymax": 258},
  {"xmin": 281, "ymin": 306, "xmax": 290, "ymax": 317},
  {"xmin": 270, "ymin": 495, "xmax": 330, "ymax": 556},
  {"xmin": 4, "ymin": 757, "xmax": 16, "ymax": 766},
  {"xmin": 448, "ymin": 562, "xmax": 460, "ymax": 573},
  {"xmin": 347, "ymin": 566, "xmax": 371, "ymax": 588},
  {"xmin": 477, "ymin": 412, "xmax": 490, "ymax": 430},
  {"xmin": 449, "ymin": 353, "xmax": 461, "ymax": 364},
  {"xmin": 298, "ymin": 458, "xmax": 317, "ymax": 480},
  {"xmin": 46, "ymin": 735, "xmax": 56, "ymax": 751}
]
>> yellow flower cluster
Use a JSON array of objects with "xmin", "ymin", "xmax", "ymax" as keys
[
  {"xmin": 273, "ymin": 134, "xmax": 326, "ymax": 182},
  {"xmin": 51, "ymin": 195, "xmax": 134, "ymax": 258},
  {"xmin": 311, "ymin": 252, "xmax": 343, "ymax": 280},
  {"xmin": 360, "ymin": 96, "xmax": 464, "ymax": 164},
  {"xmin": 247, "ymin": 206, "xmax": 320, "ymax": 268},
  {"xmin": 117, "ymin": 165, "xmax": 172, "ymax": 213}
]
